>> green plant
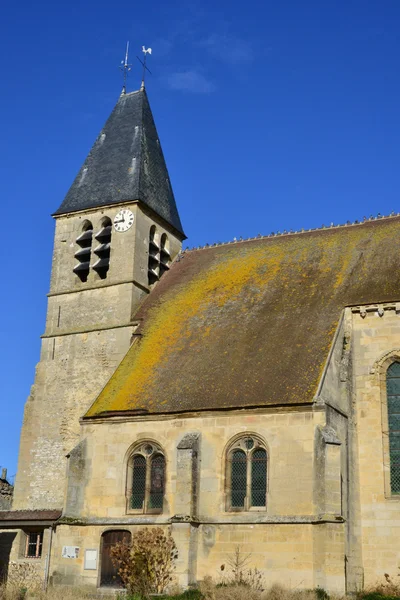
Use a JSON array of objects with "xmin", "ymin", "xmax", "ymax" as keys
[
  {"xmin": 314, "ymin": 587, "xmax": 329, "ymax": 600},
  {"xmin": 110, "ymin": 527, "xmax": 178, "ymax": 598},
  {"xmin": 358, "ymin": 571, "xmax": 400, "ymax": 600}
]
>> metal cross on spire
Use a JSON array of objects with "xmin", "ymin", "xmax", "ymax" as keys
[
  {"xmin": 119, "ymin": 42, "xmax": 132, "ymax": 94},
  {"xmin": 137, "ymin": 46, "xmax": 152, "ymax": 89}
]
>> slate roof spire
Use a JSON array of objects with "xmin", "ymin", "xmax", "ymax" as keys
[{"xmin": 54, "ymin": 88, "xmax": 185, "ymax": 238}]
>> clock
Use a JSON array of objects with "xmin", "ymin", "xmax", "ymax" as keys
[{"xmin": 113, "ymin": 209, "xmax": 134, "ymax": 232}]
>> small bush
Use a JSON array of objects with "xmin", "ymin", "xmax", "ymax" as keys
[{"xmin": 111, "ymin": 527, "xmax": 178, "ymax": 598}]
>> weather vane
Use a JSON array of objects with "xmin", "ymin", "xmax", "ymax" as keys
[
  {"xmin": 120, "ymin": 42, "xmax": 132, "ymax": 94},
  {"xmin": 137, "ymin": 46, "xmax": 152, "ymax": 89}
]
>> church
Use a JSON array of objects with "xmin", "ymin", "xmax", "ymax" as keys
[{"xmin": 1, "ymin": 81, "xmax": 400, "ymax": 594}]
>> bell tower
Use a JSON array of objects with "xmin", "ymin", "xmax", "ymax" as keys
[{"xmin": 12, "ymin": 88, "xmax": 185, "ymax": 510}]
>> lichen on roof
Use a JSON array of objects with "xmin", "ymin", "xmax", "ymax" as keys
[{"xmin": 85, "ymin": 216, "xmax": 400, "ymax": 418}]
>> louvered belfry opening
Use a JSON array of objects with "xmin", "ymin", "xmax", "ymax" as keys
[
  {"xmin": 148, "ymin": 225, "xmax": 159, "ymax": 285},
  {"xmin": 74, "ymin": 222, "xmax": 93, "ymax": 282},
  {"xmin": 93, "ymin": 218, "xmax": 112, "ymax": 279},
  {"xmin": 147, "ymin": 227, "xmax": 171, "ymax": 285},
  {"xmin": 129, "ymin": 442, "xmax": 165, "ymax": 513},
  {"xmin": 387, "ymin": 362, "xmax": 400, "ymax": 494},
  {"xmin": 159, "ymin": 233, "xmax": 171, "ymax": 276},
  {"xmin": 227, "ymin": 436, "xmax": 268, "ymax": 511}
]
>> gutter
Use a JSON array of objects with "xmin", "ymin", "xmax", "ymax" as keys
[{"xmin": 43, "ymin": 525, "xmax": 54, "ymax": 591}]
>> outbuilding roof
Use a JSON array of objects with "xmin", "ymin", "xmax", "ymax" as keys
[
  {"xmin": 0, "ymin": 510, "xmax": 62, "ymax": 521},
  {"xmin": 54, "ymin": 89, "xmax": 185, "ymax": 238},
  {"xmin": 85, "ymin": 215, "xmax": 400, "ymax": 417}
]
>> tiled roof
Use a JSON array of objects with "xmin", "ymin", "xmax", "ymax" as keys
[
  {"xmin": 85, "ymin": 215, "xmax": 400, "ymax": 417},
  {"xmin": 0, "ymin": 510, "xmax": 61, "ymax": 521},
  {"xmin": 54, "ymin": 89, "xmax": 185, "ymax": 238}
]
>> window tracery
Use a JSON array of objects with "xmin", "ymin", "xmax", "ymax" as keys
[
  {"xmin": 127, "ymin": 442, "xmax": 165, "ymax": 513},
  {"xmin": 226, "ymin": 435, "xmax": 267, "ymax": 511}
]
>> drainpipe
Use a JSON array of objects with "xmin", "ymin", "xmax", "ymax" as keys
[{"xmin": 43, "ymin": 525, "xmax": 54, "ymax": 591}]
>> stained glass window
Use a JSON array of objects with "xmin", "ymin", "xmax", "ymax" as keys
[
  {"xmin": 131, "ymin": 454, "xmax": 146, "ymax": 509},
  {"xmin": 129, "ymin": 443, "xmax": 165, "ymax": 513},
  {"xmin": 149, "ymin": 454, "xmax": 165, "ymax": 509},
  {"xmin": 228, "ymin": 436, "xmax": 267, "ymax": 510},
  {"xmin": 387, "ymin": 362, "xmax": 400, "ymax": 494},
  {"xmin": 231, "ymin": 450, "xmax": 247, "ymax": 507},
  {"xmin": 251, "ymin": 449, "xmax": 267, "ymax": 506}
]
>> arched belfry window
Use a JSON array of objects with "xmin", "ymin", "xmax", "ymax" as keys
[
  {"xmin": 226, "ymin": 436, "xmax": 267, "ymax": 511},
  {"xmin": 148, "ymin": 226, "xmax": 159, "ymax": 285},
  {"xmin": 74, "ymin": 221, "xmax": 93, "ymax": 282},
  {"xmin": 127, "ymin": 442, "xmax": 165, "ymax": 513},
  {"xmin": 93, "ymin": 217, "xmax": 112, "ymax": 279},
  {"xmin": 386, "ymin": 362, "xmax": 400, "ymax": 494},
  {"xmin": 160, "ymin": 233, "xmax": 171, "ymax": 276},
  {"xmin": 147, "ymin": 227, "xmax": 172, "ymax": 285}
]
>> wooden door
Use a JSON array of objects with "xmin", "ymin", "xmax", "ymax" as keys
[{"xmin": 100, "ymin": 530, "xmax": 131, "ymax": 587}]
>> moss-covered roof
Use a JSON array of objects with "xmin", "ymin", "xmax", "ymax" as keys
[{"xmin": 86, "ymin": 216, "xmax": 400, "ymax": 417}]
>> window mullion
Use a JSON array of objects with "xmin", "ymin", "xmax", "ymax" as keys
[
  {"xmin": 246, "ymin": 452, "xmax": 251, "ymax": 510},
  {"xmin": 144, "ymin": 458, "xmax": 151, "ymax": 513}
]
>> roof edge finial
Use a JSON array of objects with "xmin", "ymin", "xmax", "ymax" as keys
[
  {"xmin": 137, "ymin": 46, "xmax": 152, "ymax": 89},
  {"xmin": 119, "ymin": 41, "xmax": 132, "ymax": 95}
]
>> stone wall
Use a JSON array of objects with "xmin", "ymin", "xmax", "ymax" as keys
[
  {"xmin": 351, "ymin": 303, "xmax": 400, "ymax": 588},
  {"xmin": 12, "ymin": 202, "xmax": 182, "ymax": 510},
  {"xmin": 45, "ymin": 405, "xmax": 346, "ymax": 592}
]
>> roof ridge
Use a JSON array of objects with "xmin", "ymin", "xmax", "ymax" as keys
[{"xmin": 181, "ymin": 211, "xmax": 400, "ymax": 253}]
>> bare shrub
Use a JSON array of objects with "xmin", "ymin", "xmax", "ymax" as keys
[
  {"xmin": 219, "ymin": 546, "xmax": 265, "ymax": 591},
  {"xmin": 110, "ymin": 527, "xmax": 178, "ymax": 597}
]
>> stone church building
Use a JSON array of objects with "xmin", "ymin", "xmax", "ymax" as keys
[{"xmin": 1, "ymin": 85, "xmax": 400, "ymax": 594}]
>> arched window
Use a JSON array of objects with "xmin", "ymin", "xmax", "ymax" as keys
[
  {"xmin": 160, "ymin": 233, "xmax": 171, "ymax": 277},
  {"xmin": 93, "ymin": 217, "xmax": 112, "ymax": 279},
  {"xmin": 74, "ymin": 221, "xmax": 93, "ymax": 282},
  {"xmin": 127, "ymin": 442, "xmax": 165, "ymax": 513},
  {"xmin": 226, "ymin": 436, "xmax": 268, "ymax": 511},
  {"xmin": 148, "ymin": 225, "xmax": 159, "ymax": 285},
  {"xmin": 386, "ymin": 362, "xmax": 400, "ymax": 494}
]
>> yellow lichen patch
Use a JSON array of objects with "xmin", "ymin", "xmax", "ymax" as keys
[
  {"xmin": 87, "ymin": 243, "xmax": 286, "ymax": 416},
  {"xmin": 85, "ymin": 217, "xmax": 400, "ymax": 417}
]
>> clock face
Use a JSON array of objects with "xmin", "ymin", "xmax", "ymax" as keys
[{"xmin": 113, "ymin": 209, "xmax": 134, "ymax": 232}]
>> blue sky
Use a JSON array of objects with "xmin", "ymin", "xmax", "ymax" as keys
[{"xmin": 1, "ymin": 0, "xmax": 400, "ymax": 478}]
